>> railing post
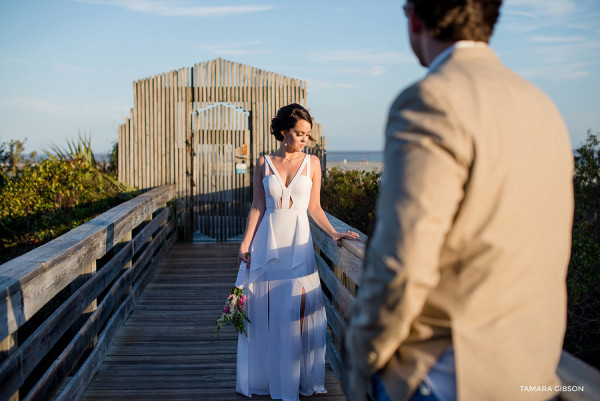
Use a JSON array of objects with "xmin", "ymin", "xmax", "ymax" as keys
[
  {"xmin": 71, "ymin": 261, "xmax": 97, "ymax": 346},
  {"xmin": 120, "ymin": 230, "xmax": 133, "ymax": 302},
  {"xmin": 1, "ymin": 333, "xmax": 19, "ymax": 401}
]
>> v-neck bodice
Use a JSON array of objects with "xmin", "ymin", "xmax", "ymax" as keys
[{"xmin": 263, "ymin": 154, "xmax": 312, "ymax": 210}]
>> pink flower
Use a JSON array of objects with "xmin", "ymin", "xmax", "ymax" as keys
[
  {"xmin": 228, "ymin": 294, "xmax": 234, "ymax": 299},
  {"xmin": 223, "ymin": 306, "xmax": 230, "ymax": 314},
  {"xmin": 239, "ymin": 297, "xmax": 246, "ymax": 307}
]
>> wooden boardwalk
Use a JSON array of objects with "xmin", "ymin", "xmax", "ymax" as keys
[{"xmin": 81, "ymin": 243, "xmax": 346, "ymax": 400}]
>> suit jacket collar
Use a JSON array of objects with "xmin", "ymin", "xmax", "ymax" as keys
[{"xmin": 428, "ymin": 42, "xmax": 499, "ymax": 74}]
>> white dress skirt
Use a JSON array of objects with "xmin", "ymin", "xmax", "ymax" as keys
[{"xmin": 236, "ymin": 154, "xmax": 327, "ymax": 401}]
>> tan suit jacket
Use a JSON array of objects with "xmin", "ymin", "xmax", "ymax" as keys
[{"xmin": 345, "ymin": 46, "xmax": 574, "ymax": 401}]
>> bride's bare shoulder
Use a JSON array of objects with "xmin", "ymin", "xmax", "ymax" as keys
[{"xmin": 309, "ymin": 155, "xmax": 321, "ymax": 168}]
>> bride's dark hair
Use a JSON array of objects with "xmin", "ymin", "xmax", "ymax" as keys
[{"xmin": 270, "ymin": 103, "xmax": 314, "ymax": 142}]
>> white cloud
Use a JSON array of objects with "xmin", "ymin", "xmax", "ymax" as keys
[
  {"xmin": 566, "ymin": 23, "xmax": 597, "ymax": 31},
  {"xmin": 0, "ymin": 98, "xmax": 71, "ymax": 117},
  {"xmin": 501, "ymin": 10, "xmax": 538, "ymax": 19},
  {"xmin": 73, "ymin": 0, "xmax": 275, "ymax": 17},
  {"xmin": 304, "ymin": 78, "xmax": 357, "ymax": 90},
  {"xmin": 51, "ymin": 62, "xmax": 89, "ymax": 72},
  {"xmin": 519, "ymin": 62, "xmax": 594, "ymax": 82},
  {"xmin": 194, "ymin": 41, "xmax": 268, "ymax": 56},
  {"xmin": 311, "ymin": 50, "xmax": 413, "ymax": 65},
  {"xmin": 367, "ymin": 66, "xmax": 386, "ymax": 76},
  {"xmin": 530, "ymin": 36, "xmax": 585, "ymax": 43},
  {"xmin": 503, "ymin": 0, "xmax": 577, "ymax": 16},
  {"xmin": 0, "ymin": 97, "xmax": 108, "ymax": 119}
]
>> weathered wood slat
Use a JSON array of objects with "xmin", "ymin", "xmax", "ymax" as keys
[
  {"xmin": 325, "ymin": 333, "xmax": 344, "ymax": 397},
  {"xmin": 309, "ymin": 212, "xmax": 367, "ymax": 287},
  {"xmin": 315, "ymin": 252, "xmax": 353, "ymax": 319}
]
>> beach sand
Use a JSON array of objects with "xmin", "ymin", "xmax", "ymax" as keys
[{"xmin": 326, "ymin": 160, "xmax": 383, "ymax": 172}]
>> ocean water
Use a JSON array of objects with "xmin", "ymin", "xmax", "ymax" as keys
[{"xmin": 327, "ymin": 151, "xmax": 383, "ymax": 162}]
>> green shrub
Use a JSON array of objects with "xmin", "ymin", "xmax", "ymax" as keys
[
  {"xmin": 0, "ymin": 156, "xmax": 138, "ymax": 264},
  {"xmin": 321, "ymin": 167, "xmax": 381, "ymax": 236},
  {"xmin": 564, "ymin": 129, "xmax": 600, "ymax": 368}
]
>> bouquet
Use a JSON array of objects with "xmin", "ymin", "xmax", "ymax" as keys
[{"xmin": 217, "ymin": 286, "xmax": 251, "ymax": 337}]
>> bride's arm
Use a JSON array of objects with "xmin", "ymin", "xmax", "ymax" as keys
[
  {"xmin": 239, "ymin": 156, "xmax": 267, "ymax": 265},
  {"xmin": 307, "ymin": 155, "xmax": 359, "ymax": 245}
]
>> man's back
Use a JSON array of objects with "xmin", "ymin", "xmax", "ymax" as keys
[{"xmin": 378, "ymin": 45, "xmax": 574, "ymax": 400}]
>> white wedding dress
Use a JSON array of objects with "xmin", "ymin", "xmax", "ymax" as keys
[{"xmin": 236, "ymin": 154, "xmax": 327, "ymax": 401}]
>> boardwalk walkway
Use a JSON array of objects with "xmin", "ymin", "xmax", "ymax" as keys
[{"xmin": 81, "ymin": 243, "xmax": 346, "ymax": 400}]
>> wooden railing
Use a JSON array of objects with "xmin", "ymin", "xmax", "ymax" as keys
[
  {"xmin": 0, "ymin": 185, "xmax": 177, "ymax": 401},
  {"xmin": 309, "ymin": 212, "xmax": 366, "ymax": 397},
  {"xmin": 309, "ymin": 212, "xmax": 600, "ymax": 401}
]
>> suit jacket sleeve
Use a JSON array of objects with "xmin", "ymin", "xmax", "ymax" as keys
[{"xmin": 344, "ymin": 81, "xmax": 472, "ymax": 398}]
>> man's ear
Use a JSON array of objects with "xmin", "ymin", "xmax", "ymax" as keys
[{"xmin": 409, "ymin": 10, "xmax": 424, "ymax": 35}]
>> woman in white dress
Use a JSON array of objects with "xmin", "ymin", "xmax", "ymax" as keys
[{"xmin": 236, "ymin": 104, "xmax": 359, "ymax": 401}]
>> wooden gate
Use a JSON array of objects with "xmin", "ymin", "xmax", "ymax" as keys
[
  {"xmin": 117, "ymin": 58, "xmax": 326, "ymax": 241},
  {"xmin": 193, "ymin": 103, "xmax": 251, "ymax": 241}
]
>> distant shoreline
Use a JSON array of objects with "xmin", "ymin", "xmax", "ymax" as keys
[{"xmin": 326, "ymin": 160, "xmax": 383, "ymax": 172}]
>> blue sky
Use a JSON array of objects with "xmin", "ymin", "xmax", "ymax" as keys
[{"xmin": 1, "ymin": 0, "xmax": 599, "ymax": 155}]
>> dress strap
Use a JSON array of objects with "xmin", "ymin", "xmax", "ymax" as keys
[
  {"xmin": 305, "ymin": 154, "xmax": 310, "ymax": 177},
  {"xmin": 264, "ymin": 155, "xmax": 270, "ymax": 176}
]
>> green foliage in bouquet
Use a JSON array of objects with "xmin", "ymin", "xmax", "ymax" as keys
[
  {"xmin": 321, "ymin": 167, "xmax": 381, "ymax": 236},
  {"xmin": 564, "ymin": 129, "xmax": 600, "ymax": 369},
  {"xmin": 217, "ymin": 287, "xmax": 250, "ymax": 337},
  {"xmin": 0, "ymin": 155, "xmax": 138, "ymax": 264}
]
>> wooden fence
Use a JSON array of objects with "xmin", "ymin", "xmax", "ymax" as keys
[
  {"xmin": 310, "ymin": 212, "xmax": 600, "ymax": 401},
  {"xmin": 117, "ymin": 58, "xmax": 326, "ymax": 241},
  {"xmin": 0, "ymin": 185, "xmax": 176, "ymax": 401}
]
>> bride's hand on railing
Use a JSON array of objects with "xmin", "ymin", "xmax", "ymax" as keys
[
  {"xmin": 331, "ymin": 230, "xmax": 360, "ymax": 247},
  {"xmin": 238, "ymin": 249, "xmax": 251, "ymax": 268}
]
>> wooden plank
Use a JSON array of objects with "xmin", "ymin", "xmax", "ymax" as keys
[
  {"xmin": 128, "ymin": 109, "xmax": 134, "ymax": 187},
  {"xmin": 315, "ymin": 252, "xmax": 353, "ymax": 319},
  {"xmin": 158, "ymin": 74, "xmax": 164, "ymax": 186},
  {"xmin": 0, "ymin": 333, "xmax": 18, "ymax": 400},
  {"xmin": 557, "ymin": 351, "xmax": 600, "ymax": 401},
  {"xmin": 142, "ymin": 78, "xmax": 148, "ymax": 189},
  {"xmin": 326, "ymin": 333, "xmax": 345, "ymax": 399},
  {"xmin": 217, "ymin": 106, "xmax": 223, "ymax": 240},
  {"xmin": 185, "ymin": 67, "xmax": 193, "ymax": 240},
  {"xmin": 309, "ymin": 212, "xmax": 367, "ymax": 286},
  {"xmin": 176, "ymin": 68, "xmax": 185, "ymax": 223},
  {"xmin": 133, "ymin": 81, "xmax": 140, "ymax": 189},
  {"xmin": 322, "ymin": 289, "xmax": 346, "ymax": 343},
  {"xmin": 228, "ymin": 108, "xmax": 233, "ymax": 239},
  {"xmin": 171, "ymin": 70, "xmax": 176, "ymax": 186},
  {"xmin": 193, "ymin": 112, "xmax": 199, "ymax": 232},
  {"xmin": 151, "ymin": 75, "xmax": 157, "ymax": 188},
  {"xmin": 119, "ymin": 122, "xmax": 124, "ymax": 185}
]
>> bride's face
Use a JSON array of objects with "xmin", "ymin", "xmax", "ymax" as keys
[{"xmin": 283, "ymin": 119, "xmax": 311, "ymax": 153}]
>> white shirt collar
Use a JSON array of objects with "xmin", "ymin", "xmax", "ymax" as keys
[{"xmin": 428, "ymin": 40, "xmax": 489, "ymax": 72}]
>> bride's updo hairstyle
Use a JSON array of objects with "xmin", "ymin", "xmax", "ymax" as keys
[{"xmin": 270, "ymin": 103, "xmax": 315, "ymax": 142}]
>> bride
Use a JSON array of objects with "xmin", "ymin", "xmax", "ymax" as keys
[{"xmin": 236, "ymin": 103, "xmax": 359, "ymax": 401}]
